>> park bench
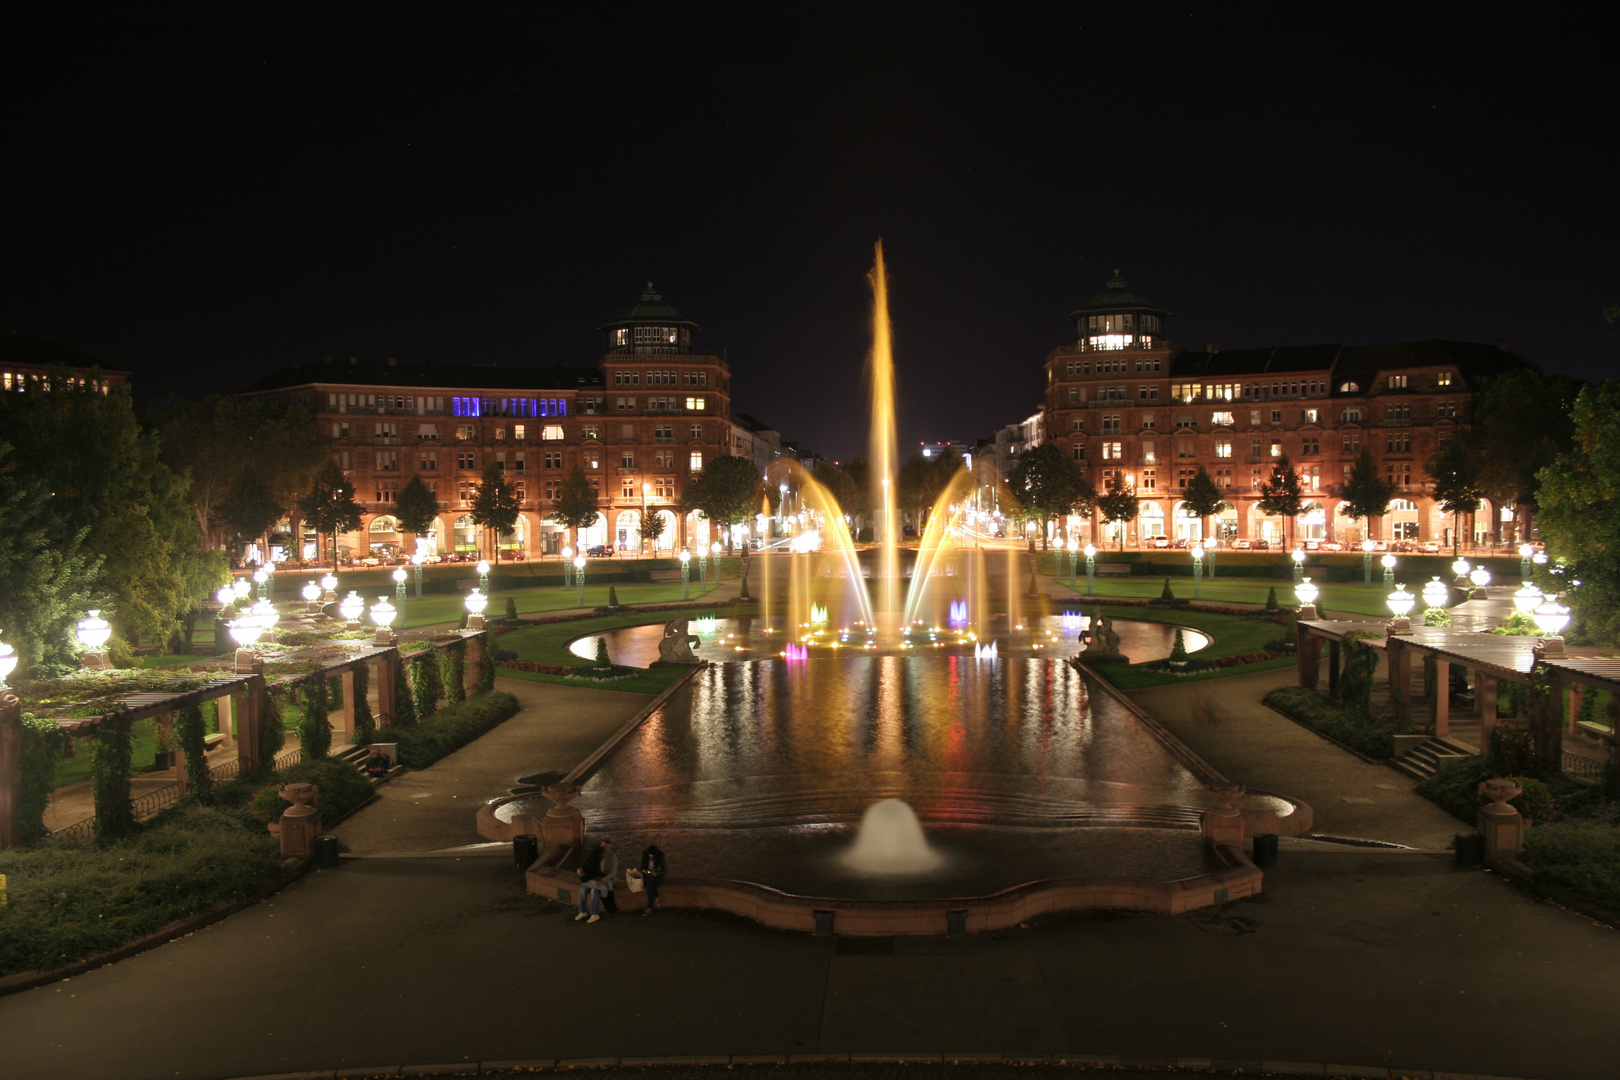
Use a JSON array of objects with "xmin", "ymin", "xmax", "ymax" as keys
[
  {"xmin": 202, "ymin": 732, "xmax": 228, "ymax": 752},
  {"xmin": 1094, "ymin": 563, "xmax": 1133, "ymax": 576},
  {"xmin": 649, "ymin": 569, "xmax": 684, "ymax": 584}
]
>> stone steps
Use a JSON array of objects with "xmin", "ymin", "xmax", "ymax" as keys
[{"xmin": 1389, "ymin": 736, "xmax": 1476, "ymax": 781}]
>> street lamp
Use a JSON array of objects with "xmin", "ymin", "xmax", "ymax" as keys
[
  {"xmin": 227, "ymin": 611, "xmax": 266, "ymax": 674},
  {"xmin": 339, "ymin": 591, "xmax": 365, "ymax": 630},
  {"xmin": 1469, "ymin": 565, "xmax": 1492, "ymax": 600},
  {"xmin": 477, "ymin": 559, "xmax": 491, "ymax": 594},
  {"xmin": 320, "ymin": 571, "xmax": 338, "ymax": 603},
  {"xmin": 561, "ymin": 545, "xmax": 574, "ymax": 588},
  {"xmin": 392, "ymin": 566, "xmax": 408, "ymax": 604},
  {"xmin": 1067, "ymin": 537, "xmax": 1079, "ymax": 587},
  {"xmin": 1518, "ymin": 542, "xmax": 1535, "ymax": 583},
  {"xmin": 301, "ymin": 580, "xmax": 322, "ymax": 612},
  {"xmin": 1191, "ymin": 543, "xmax": 1205, "ymax": 600},
  {"xmin": 1360, "ymin": 539, "xmax": 1376, "ymax": 587},
  {"xmin": 710, "ymin": 540, "xmax": 722, "ymax": 580},
  {"xmin": 0, "ymin": 631, "xmax": 17, "ymax": 688},
  {"xmin": 1386, "ymin": 584, "xmax": 1416, "ymax": 634},
  {"xmin": 1451, "ymin": 557, "xmax": 1471, "ymax": 589},
  {"xmin": 574, "ymin": 555, "xmax": 586, "ymax": 607},
  {"xmin": 1422, "ymin": 576, "xmax": 1450, "ymax": 615},
  {"xmin": 1381, "ymin": 553, "xmax": 1397, "ymax": 591},
  {"xmin": 253, "ymin": 564, "xmax": 271, "ymax": 601},
  {"xmin": 233, "ymin": 577, "xmax": 251, "ymax": 601},
  {"xmin": 76, "ymin": 610, "xmax": 113, "ymax": 670},
  {"xmin": 679, "ymin": 549, "xmax": 692, "ymax": 600},
  {"xmin": 1532, "ymin": 595, "xmax": 1570, "ymax": 658},
  {"xmin": 1294, "ymin": 576, "xmax": 1319, "ymax": 620},
  {"xmin": 412, "ymin": 550, "xmax": 426, "ymax": 599},
  {"xmin": 370, "ymin": 597, "xmax": 398, "ymax": 645},
  {"xmin": 463, "ymin": 588, "xmax": 488, "ymax": 630},
  {"xmin": 1291, "ymin": 547, "xmax": 1306, "ymax": 583},
  {"xmin": 779, "ymin": 483, "xmax": 788, "ymax": 537},
  {"xmin": 1513, "ymin": 583, "xmax": 1543, "ymax": 613},
  {"xmin": 642, "ymin": 482, "xmax": 651, "ymax": 554},
  {"xmin": 1084, "ymin": 544, "xmax": 1097, "ymax": 596}
]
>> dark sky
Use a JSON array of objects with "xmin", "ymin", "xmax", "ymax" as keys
[{"xmin": 4, "ymin": 2, "xmax": 1615, "ymax": 461}]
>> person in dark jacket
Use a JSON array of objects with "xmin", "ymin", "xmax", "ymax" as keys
[
  {"xmin": 637, "ymin": 844, "xmax": 667, "ymax": 915},
  {"xmin": 574, "ymin": 840, "xmax": 617, "ymax": 923}
]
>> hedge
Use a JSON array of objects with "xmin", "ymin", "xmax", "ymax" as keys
[
  {"xmin": 387, "ymin": 691, "xmax": 520, "ymax": 769},
  {"xmin": 1263, "ymin": 685, "xmax": 1408, "ymax": 759}
]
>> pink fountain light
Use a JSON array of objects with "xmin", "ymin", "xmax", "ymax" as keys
[{"xmin": 783, "ymin": 641, "xmax": 809, "ymax": 662}]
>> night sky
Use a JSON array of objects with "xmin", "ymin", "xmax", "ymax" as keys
[{"xmin": 4, "ymin": 3, "xmax": 1615, "ymax": 461}]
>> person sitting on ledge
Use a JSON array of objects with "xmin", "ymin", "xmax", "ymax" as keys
[
  {"xmin": 364, "ymin": 750, "xmax": 391, "ymax": 777},
  {"xmin": 575, "ymin": 840, "xmax": 617, "ymax": 924}
]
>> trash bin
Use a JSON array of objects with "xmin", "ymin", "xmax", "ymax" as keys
[
  {"xmin": 946, "ymin": 910, "xmax": 968, "ymax": 937},
  {"xmin": 1251, "ymin": 833, "xmax": 1279, "ymax": 868},
  {"xmin": 513, "ymin": 833, "xmax": 540, "ymax": 871},
  {"xmin": 813, "ymin": 909, "xmax": 835, "ymax": 937},
  {"xmin": 1454, "ymin": 831, "xmax": 1484, "ymax": 866},
  {"xmin": 313, "ymin": 833, "xmax": 341, "ymax": 869}
]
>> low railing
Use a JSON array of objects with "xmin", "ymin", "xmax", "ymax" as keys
[
  {"xmin": 1563, "ymin": 751, "xmax": 1606, "ymax": 783},
  {"xmin": 132, "ymin": 781, "xmax": 183, "ymax": 820}
]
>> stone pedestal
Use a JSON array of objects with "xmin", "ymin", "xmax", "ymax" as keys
[
  {"xmin": 278, "ymin": 782, "xmax": 320, "ymax": 860},
  {"xmin": 539, "ymin": 783, "xmax": 586, "ymax": 847},
  {"xmin": 1201, "ymin": 783, "xmax": 1247, "ymax": 849},
  {"xmin": 1478, "ymin": 778, "xmax": 1525, "ymax": 863}
]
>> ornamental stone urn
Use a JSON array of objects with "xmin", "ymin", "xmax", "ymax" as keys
[
  {"xmin": 539, "ymin": 782, "xmax": 586, "ymax": 847},
  {"xmin": 1478, "ymin": 778, "xmax": 1525, "ymax": 864},
  {"xmin": 278, "ymin": 782, "xmax": 320, "ymax": 860},
  {"xmin": 1201, "ymin": 782, "xmax": 1247, "ymax": 848}
]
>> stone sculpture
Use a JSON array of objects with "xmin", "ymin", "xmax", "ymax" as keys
[
  {"xmin": 655, "ymin": 615, "xmax": 702, "ymax": 665},
  {"xmin": 1080, "ymin": 607, "xmax": 1126, "ymax": 663}
]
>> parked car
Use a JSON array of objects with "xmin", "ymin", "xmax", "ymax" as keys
[
  {"xmin": 499, "ymin": 549, "xmax": 525, "ymax": 561},
  {"xmin": 1418, "ymin": 541, "xmax": 1441, "ymax": 553},
  {"xmin": 586, "ymin": 544, "xmax": 614, "ymax": 557},
  {"xmin": 1319, "ymin": 540, "xmax": 1344, "ymax": 551},
  {"xmin": 1150, "ymin": 536, "xmax": 1170, "ymax": 549},
  {"xmin": 1252, "ymin": 539, "xmax": 1270, "ymax": 550},
  {"xmin": 1169, "ymin": 538, "xmax": 1190, "ymax": 549},
  {"xmin": 1231, "ymin": 539, "xmax": 1252, "ymax": 550}
]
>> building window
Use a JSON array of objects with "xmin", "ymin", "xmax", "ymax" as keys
[
  {"xmin": 689, "ymin": 451, "xmax": 704, "ymax": 472},
  {"xmin": 581, "ymin": 424, "xmax": 601, "ymax": 440},
  {"xmin": 1251, "ymin": 439, "xmax": 1263, "ymax": 458},
  {"xmin": 513, "ymin": 452, "xmax": 526, "ymax": 473},
  {"xmin": 1067, "ymin": 387, "xmax": 1080, "ymax": 404},
  {"xmin": 1102, "ymin": 415, "xmax": 1121, "ymax": 435},
  {"xmin": 1249, "ymin": 410, "xmax": 1261, "ymax": 426},
  {"xmin": 457, "ymin": 451, "xmax": 476, "ymax": 470},
  {"xmin": 690, "ymin": 424, "xmax": 704, "ymax": 439},
  {"xmin": 1388, "ymin": 374, "xmax": 1408, "ymax": 389},
  {"xmin": 621, "ymin": 480, "xmax": 637, "ymax": 499},
  {"xmin": 656, "ymin": 477, "xmax": 675, "ymax": 497},
  {"xmin": 1386, "ymin": 403, "xmax": 1411, "ymax": 426},
  {"xmin": 1341, "ymin": 406, "xmax": 1362, "ymax": 422},
  {"xmin": 1142, "ymin": 440, "xmax": 1157, "ymax": 464},
  {"xmin": 1436, "ymin": 400, "xmax": 1455, "ymax": 419},
  {"xmin": 1301, "ymin": 437, "xmax": 1319, "ymax": 455},
  {"xmin": 1302, "ymin": 409, "xmax": 1318, "ymax": 423},
  {"xmin": 1175, "ymin": 414, "xmax": 1196, "ymax": 428},
  {"xmin": 1138, "ymin": 384, "xmax": 1158, "ymax": 400},
  {"xmin": 419, "ymin": 453, "xmax": 438, "ymax": 471},
  {"xmin": 456, "ymin": 424, "xmax": 477, "ymax": 441},
  {"xmin": 1178, "ymin": 439, "xmax": 1197, "ymax": 458},
  {"xmin": 1211, "ymin": 411, "xmax": 1234, "ymax": 427},
  {"xmin": 545, "ymin": 451, "xmax": 562, "ymax": 469},
  {"xmin": 684, "ymin": 371, "xmax": 707, "ymax": 386},
  {"xmin": 1387, "ymin": 432, "xmax": 1411, "ymax": 453},
  {"xmin": 1071, "ymin": 419, "xmax": 1085, "ymax": 432},
  {"xmin": 1214, "ymin": 440, "xmax": 1232, "ymax": 458},
  {"xmin": 653, "ymin": 424, "xmax": 674, "ymax": 442},
  {"xmin": 1141, "ymin": 414, "xmax": 1156, "ymax": 429},
  {"xmin": 654, "ymin": 449, "xmax": 674, "ymax": 468},
  {"xmin": 334, "ymin": 422, "xmax": 349, "ymax": 439},
  {"xmin": 621, "ymin": 451, "xmax": 636, "ymax": 469},
  {"xmin": 1437, "ymin": 372, "xmax": 1453, "ymax": 387},
  {"xmin": 1270, "ymin": 442, "xmax": 1283, "ymax": 457},
  {"xmin": 1072, "ymin": 446, "xmax": 1085, "ymax": 461},
  {"xmin": 1141, "ymin": 470, "xmax": 1156, "ymax": 491},
  {"xmin": 1270, "ymin": 409, "xmax": 1282, "ymax": 424},
  {"xmin": 1101, "ymin": 442, "xmax": 1123, "ymax": 460},
  {"xmin": 375, "ymin": 450, "xmax": 398, "ymax": 471},
  {"xmin": 685, "ymin": 397, "xmax": 706, "ymax": 411},
  {"xmin": 459, "ymin": 481, "xmax": 477, "ymax": 503}
]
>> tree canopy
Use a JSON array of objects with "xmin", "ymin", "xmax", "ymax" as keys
[
  {"xmin": 546, "ymin": 465, "xmax": 600, "ymax": 543},
  {"xmin": 470, "ymin": 462, "xmax": 521, "ymax": 556},
  {"xmin": 1469, "ymin": 368, "xmax": 1581, "ymax": 538},
  {"xmin": 898, "ymin": 448, "xmax": 963, "ymax": 535},
  {"xmin": 0, "ymin": 442, "xmax": 103, "ymax": 676},
  {"xmin": 1256, "ymin": 453, "xmax": 1305, "ymax": 547},
  {"xmin": 1425, "ymin": 435, "xmax": 1483, "ymax": 554},
  {"xmin": 1338, "ymin": 449, "xmax": 1398, "ymax": 531},
  {"xmin": 1008, "ymin": 443, "xmax": 1093, "ymax": 549},
  {"xmin": 393, "ymin": 475, "xmax": 441, "ymax": 540},
  {"xmin": 1179, "ymin": 466, "xmax": 1229, "ymax": 538},
  {"xmin": 1095, "ymin": 472, "xmax": 1138, "ymax": 551},
  {"xmin": 1534, "ymin": 381, "xmax": 1620, "ymax": 645},
  {"xmin": 681, "ymin": 454, "xmax": 762, "ymax": 552},
  {"xmin": 298, "ymin": 461, "xmax": 363, "ymax": 569}
]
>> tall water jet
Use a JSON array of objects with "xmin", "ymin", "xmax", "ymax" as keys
[
  {"xmin": 844, "ymin": 798, "xmax": 943, "ymax": 874},
  {"xmin": 868, "ymin": 243, "xmax": 902, "ymax": 631}
]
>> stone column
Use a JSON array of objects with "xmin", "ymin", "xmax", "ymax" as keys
[
  {"xmin": 1200, "ymin": 783, "xmax": 1246, "ymax": 849},
  {"xmin": 1327, "ymin": 639, "xmax": 1341, "ymax": 699},
  {"xmin": 1568, "ymin": 685, "xmax": 1584, "ymax": 735},
  {"xmin": 374, "ymin": 652, "xmax": 399, "ymax": 728},
  {"xmin": 1478, "ymin": 675, "xmax": 1498, "ymax": 751},
  {"xmin": 339, "ymin": 668, "xmax": 357, "ymax": 746},
  {"xmin": 465, "ymin": 631, "xmax": 486, "ymax": 695},
  {"xmin": 237, "ymin": 676, "xmax": 266, "ymax": 772},
  {"xmin": 1296, "ymin": 626, "xmax": 1319, "ymax": 689},
  {"xmin": 539, "ymin": 783, "xmax": 587, "ymax": 847},
  {"xmin": 1387, "ymin": 639, "xmax": 1411, "ymax": 725},
  {"xmin": 1433, "ymin": 659, "xmax": 1450, "ymax": 738},
  {"xmin": 0, "ymin": 690, "xmax": 22, "ymax": 848},
  {"xmin": 217, "ymin": 692, "xmax": 237, "ymax": 749},
  {"xmin": 1478, "ymin": 779, "xmax": 1525, "ymax": 864}
]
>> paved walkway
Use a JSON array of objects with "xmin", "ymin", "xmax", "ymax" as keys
[{"xmin": 8, "ymin": 590, "xmax": 1620, "ymax": 1080}]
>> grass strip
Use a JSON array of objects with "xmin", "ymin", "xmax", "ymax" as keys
[{"xmin": 1261, "ymin": 685, "xmax": 1406, "ymax": 759}]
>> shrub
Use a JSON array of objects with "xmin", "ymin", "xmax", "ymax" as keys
[
  {"xmin": 280, "ymin": 758, "xmax": 376, "ymax": 825},
  {"xmin": 1418, "ymin": 755, "xmax": 1495, "ymax": 820},
  {"xmin": 1262, "ymin": 587, "xmax": 1280, "ymax": 612},
  {"xmin": 351, "ymin": 661, "xmax": 375, "ymax": 745},
  {"xmin": 1491, "ymin": 610, "xmax": 1540, "ymax": 637},
  {"xmin": 594, "ymin": 636, "xmax": 611, "ymax": 668},
  {"xmin": 18, "ymin": 714, "xmax": 70, "ymax": 843},
  {"xmin": 1169, "ymin": 628, "xmax": 1188, "ymax": 663},
  {"xmin": 1264, "ymin": 685, "xmax": 1407, "ymax": 759},
  {"xmin": 504, "ymin": 597, "xmax": 519, "ymax": 620},
  {"xmin": 296, "ymin": 675, "xmax": 331, "ymax": 760},
  {"xmin": 176, "ymin": 702, "xmax": 213, "ymax": 803},
  {"xmin": 1160, "ymin": 578, "xmax": 1176, "ymax": 601},
  {"xmin": 476, "ymin": 639, "xmax": 496, "ymax": 692},
  {"xmin": 1523, "ymin": 819, "xmax": 1620, "ymax": 912},
  {"xmin": 490, "ymin": 647, "xmax": 519, "ymax": 662},
  {"xmin": 260, "ymin": 691, "xmax": 288, "ymax": 766},
  {"xmin": 608, "ymin": 586, "xmax": 620, "ymax": 607},
  {"xmin": 409, "ymin": 648, "xmax": 441, "ymax": 719},
  {"xmin": 440, "ymin": 640, "xmax": 467, "ymax": 705},
  {"xmin": 387, "ymin": 691, "xmax": 521, "ymax": 769},
  {"xmin": 1338, "ymin": 633, "xmax": 1380, "ymax": 716},
  {"xmin": 392, "ymin": 662, "xmax": 416, "ymax": 728},
  {"xmin": 107, "ymin": 635, "xmax": 137, "ymax": 671},
  {"xmin": 1425, "ymin": 607, "xmax": 1452, "ymax": 627},
  {"xmin": 247, "ymin": 783, "xmax": 284, "ymax": 826}
]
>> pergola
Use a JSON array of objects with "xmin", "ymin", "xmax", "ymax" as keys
[
  {"xmin": 0, "ymin": 631, "xmax": 488, "ymax": 847},
  {"xmin": 1295, "ymin": 618, "xmax": 1620, "ymax": 778}
]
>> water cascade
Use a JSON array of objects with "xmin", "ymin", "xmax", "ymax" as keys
[
  {"xmin": 843, "ymin": 798, "xmax": 943, "ymax": 874},
  {"xmin": 948, "ymin": 600, "xmax": 967, "ymax": 628},
  {"xmin": 783, "ymin": 641, "xmax": 809, "ymax": 662},
  {"xmin": 869, "ymin": 244, "xmax": 902, "ymax": 630},
  {"xmin": 973, "ymin": 640, "xmax": 999, "ymax": 661}
]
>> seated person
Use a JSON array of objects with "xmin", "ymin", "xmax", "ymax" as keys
[{"xmin": 364, "ymin": 749, "xmax": 392, "ymax": 777}]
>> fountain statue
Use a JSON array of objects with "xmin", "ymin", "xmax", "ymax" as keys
[
  {"xmin": 844, "ymin": 798, "xmax": 944, "ymax": 874},
  {"xmin": 1079, "ymin": 607, "xmax": 1126, "ymax": 663},
  {"xmin": 654, "ymin": 615, "xmax": 702, "ymax": 665}
]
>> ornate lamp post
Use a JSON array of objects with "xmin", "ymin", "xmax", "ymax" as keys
[
  {"xmin": 477, "ymin": 558, "xmax": 491, "ymax": 594},
  {"xmin": 1518, "ymin": 543, "xmax": 1535, "ymax": 583},
  {"xmin": 710, "ymin": 540, "xmax": 722, "ymax": 580},
  {"xmin": 574, "ymin": 555, "xmax": 587, "ymax": 608},
  {"xmin": 339, "ymin": 591, "xmax": 365, "ymax": 630},
  {"xmin": 1067, "ymin": 537, "xmax": 1079, "ymax": 587},
  {"xmin": 1532, "ymin": 595, "xmax": 1570, "ymax": 659},
  {"xmin": 233, "ymin": 577, "xmax": 252, "ymax": 602},
  {"xmin": 1422, "ymin": 576, "xmax": 1450, "ymax": 617},
  {"xmin": 1205, "ymin": 536, "xmax": 1216, "ymax": 579},
  {"xmin": 370, "ymin": 597, "xmax": 398, "ymax": 645},
  {"xmin": 1084, "ymin": 544, "xmax": 1097, "ymax": 596},
  {"xmin": 1469, "ymin": 565, "xmax": 1492, "ymax": 600},
  {"xmin": 1361, "ymin": 539, "xmax": 1376, "ymax": 587},
  {"xmin": 392, "ymin": 566, "xmax": 408, "ymax": 605},
  {"xmin": 1294, "ymin": 576, "xmax": 1320, "ymax": 620},
  {"xmin": 412, "ymin": 550, "xmax": 426, "ymax": 599},
  {"xmin": 679, "ymin": 549, "xmax": 691, "ymax": 601},
  {"xmin": 1292, "ymin": 547, "xmax": 1306, "ymax": 583},
  {"xmin": 464, "ymin": 588, "xmax": 488, "ymax": 630},
  {"xmin": 250, "ymin": 599, "xmax": 280, "ymax": 637},
  {"xmin": 1513, "ymin": 583, "xmax": 1543, "ymax": 613},
  {"xmin": 227, "ymin": 611, "xmax": 266, "ymax": 674},
  {"xmin": 301, "ymin": 580, "xmax": 322, "ymax": 613},
  {"xmin": 215, "ymin": 585, "xmax": 236, "ymax": 608},
  {"xmin": 1386, "ymin": 584, "xmax": 1416, "ymax": 634},
  {"xmin": 320, "ymin": 571, "xmax": 338, "ymax": 603},
  {"xmin": 561, "ymin": 545, "xmax": 574, "ymax": 588},
  {"xmin": 1191, "ymin": 543, "xmax": 1205, "ymax": 599},
  {"xmin": 76, "ymin": 610, "xmax": 113, "ymax": 670},
  {"xmin": 253, "ymin": 564, "xmax": 271, "ymax": 601},
  {"xmin": 1380, "ymin": 553, "xmax": 1397, "ymax": 591},
  {"xmin": 1451, "ymin": 556, "xmax": 1471, "ymax": 590}
]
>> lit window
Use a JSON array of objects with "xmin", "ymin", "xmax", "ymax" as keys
[
  {"xmin": 1214, "ymin": 441, "xmax": 1232, "ymax": 458},
  {"xmin": 685, "ymin": 397, "xmax": 706, "ymax": 411},
  {"xmin": 1437, "ymin": 372, "xmax": 1453, "ymax": 387},
  {"xmin": 1211, "ymin": 411, "xmax": 1234, "ymax": 426},
  {"xmin": 1101, "ymin": 442, "xmax": 1123, "ymax": 460},
  {"xmin": 1302, "ymin": 409, "xmax": 1318, "ymax": 423},
  {"xmin": 689, "ymin": 451, "xmax": 704, "ymax": 472},
  {"xmin": 1388, "ymin": 374, "xmax": 1408, "ymax": 389}
]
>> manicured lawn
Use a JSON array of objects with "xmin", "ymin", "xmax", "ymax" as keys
[
  {"xmin": 1052, "ymin": 573, "xmax": 1406, "ymax": 618},
  {"xmin": 491, "ymin": 616, "xmax": 701, "ymax": 696},
  {"xmin": 1079, "ymin": 602, "xmax": 1299, "ymax": 690},
  {"xmin": 391, "ymin": 580, "xmax": 726, "ymax": 629}
]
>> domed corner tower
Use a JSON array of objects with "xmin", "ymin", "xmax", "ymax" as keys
[
  {"xmin": 1068, "ymin": 271, "xmax": 1171, "ymax": 352},
  {"xmin": 599, "ymin": 283, "xmax": 701, "ymax": 355}
]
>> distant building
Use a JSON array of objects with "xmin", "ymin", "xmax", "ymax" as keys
[
  {"xmin": 0, "ymin": 335, "xmax": 128, "ymax": 394},
  {"xmin": 1041, "ymin": 273, "xmax": 1534, "ymax": 547},
  {"xmin": 238, "ymin": 284, "xmax": 738, "ymax": 559}
]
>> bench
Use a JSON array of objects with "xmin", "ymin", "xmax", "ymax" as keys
[
  {"xmin": 649, "ymin": 569, "xmax": 685, "ymax": 584},
  {"xmin": 1095, "ymin": 563, "xmax": 1133, "ymax": 576},
  {"xmin": 203, "ymin": 733, "xmax": 228, "ymax": 752}
]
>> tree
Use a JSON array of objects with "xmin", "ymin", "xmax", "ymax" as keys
[
  {"xmin": 897, "ymin": 447, "xmax": 963, "ymax": 536},
  {"xmin": 681, "ymin": 454, "xmax": 762, "ymax": 552},
  {"xmin": 1008, "ymin": 443, "xmax": 1094, "ymax": 549},
  {"xmin": 216, "ymin": 467, "xmax": 284, "ymax": 557},
  {"xmin": 470, "ymin": 462, "xmax": 521, "ymax": 559},
  {"xmin": 1425, "ymin": 435, "xmax": 1483, "ymax": 555},
  {"xmin": 1537, "ymin": 381, "xmax": 1620, "ymax": 645},
  {"xmin": 393, "ymin": 475, "xmax": 441, "ymax": 551},
  {"xmin": 811, "ymin": 459, "xmax": 859, "ymax": 525},
  {"xmin": 1257, "ymin": 453, "xmax": 1305, "ymax": 548},
  {"xmin": 639, "ymin": 508, "xmax": 667, "ymax": 551},
  {"xmin": 1469, "ymin": 368, "xmax": 1581, "ymax": 541},
  {"xmin": 546, "ymin": 465, "xmax": 600, "ymax": 549},
  {"xmin": 1095, "ymin": 472, "xmax": 1139, "ymax": 551},
  {"xmin": 298, "ymin": 460, "xmax": 363, "ymax": 570},
  {"xmin": 1338, "ymin": 449, "xmax": 1398, "ymax": 539},
  {"xmin": 1179, "ymin": 466, "xmax": 1229, "ymax": 542}
]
